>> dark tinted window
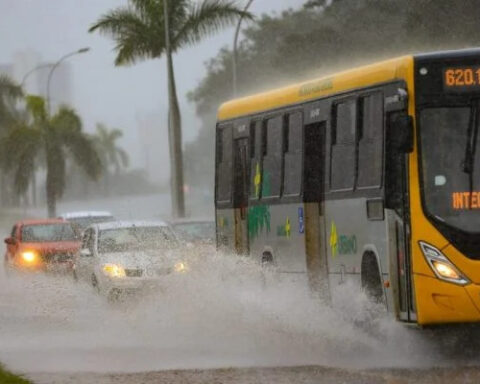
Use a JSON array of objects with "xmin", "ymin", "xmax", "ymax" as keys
[
  {"xmin": 216, "ymin": 125, "xmax": 233, "ymax": 204},
  {"xmin": 283, "ymin": 112, "xmax": 303, "ymax": 196},
  {"xmin": 99, "ymin": 226, "xmax": 178, "ymax": 253},
  {"xmin": 262, "ymin": 116, "xmax": 283, "ymax": 198},
  {"xmin": 330, "ymin": 100, "xmax": 357, "ymax": 191},
  {"xmin": 358, "ymin": 93, "xmax": 384, "ymax": 188},
  {"xmin": 22, "ymin": 224, "xmax": 76, "ymax": 242}
]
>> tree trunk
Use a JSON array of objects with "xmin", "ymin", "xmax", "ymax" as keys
[
  {"xmin": 31, "ymin": 171, "xmax": 37, "ymax": 207},
  {"xmin": 164, "ymin": 0, "xmax": 185, "ymax": 218},
  {"xmin": 46, "ymin": 154, "xmax": 56, "ymax": 218}
]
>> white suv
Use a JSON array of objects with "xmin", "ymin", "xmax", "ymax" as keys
[{"xmin": 73, "ymin": 221, "xmax": 186, "ymax": 301}]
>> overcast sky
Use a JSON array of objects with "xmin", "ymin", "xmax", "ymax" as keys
[{"xmin": 0, "ymin": 0, "xmax": 305, "ymax": 178}]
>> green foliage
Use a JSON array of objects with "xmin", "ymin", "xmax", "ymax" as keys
[
  {"xmin": 89, "ymin": 0, "xmax": 252, "ymax": 66},
  {"xmin": 0, "ymin": 364, "xmax": 31, "ymax": 384},
  {"xmin": 0, "ymin": 75, "xmax": 23, "ymax": 130},
  {"xmin": 94, "ymin": 123, "xmax": 129, "ymax": 174},
  {"xmin": 185, "ymin": 0, "xmax": 480, "ymax": 190},
  {"xmin": 0, "ymin": 95, "xmax": 102, "ymax": 215}
]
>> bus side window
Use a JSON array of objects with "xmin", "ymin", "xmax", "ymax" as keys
[
  {"xmin": 283, "ymin": 112, "xmax": 303, "ymax": 197},
  {"xmin": 262, "ymin": 116, "xmax": 284, "ymax": 198},
  {"xmin": 357, "ymin": 93, "xmax": 384, "ymax": 189},
  {"xmin": 249, "ymin": 121, "xmax": 263, "ymax": 200},
  {"xmin": 216, "ymin": 125, "xmax": 233, "ymax": 205},
  {"xmin": 330, "ymin": 100, "xmax": 357, "ymax": 191}
]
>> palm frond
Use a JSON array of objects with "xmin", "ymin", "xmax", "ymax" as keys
[
  {"xmin": 0, "ymin": 75, "xmax": 23, "ymax": 100},
  {"xmin": 25, "ymin": 95, "xmax": 47, "ymax": 123},
  {"xmin": 0, "ymin": 124, "xmax": 42, "ymax": 194},
  {"xmin": 129, "ymin": 0, "xmax": 164, "ymax": 22},
  {"xmin": 64, "ymin": 132, "xmax": 102, "ymax": 181},
  {"xmin": 118, "ymin": 147, "xmax": 130, "ymax": 168},
  {"xmin": 173, "ymin": 0, "xmax": 253, "ymax": 49},
  {"xmin": 89, "ymin": 8, "xmax": 163, "ymax": 65},
  {"xmin": 109, "ymin": 128, "xmax": 123, "ymax": 141},
  {"xmin": 51, "ymin": 106, "xmax": 82, "ymax": 134},
  {"xmin": 0, "ymin": 76, "xmax": 23, "ymax": 129}
]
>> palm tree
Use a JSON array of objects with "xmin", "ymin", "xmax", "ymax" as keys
[
  {"xmin": 94, "ymin": 123, "xmax": 129, "ymax": 175},
  {"xmin": 0, "ymin": 75, "xmax": 23, "ymax": 129},
  {"xmin": 89, "ymin": 0, "xmax": 252, "ymax": 217},
  {"xmin": 0, "ymin": 75, "xmax": 23, "ymax": 206},
  {"xmin": 0, "ymin": 95, "xmax": 102, "ymax": 217},
  {"xmin": 94, "ymin": 123, "xmax": 129, "ymax": 195}
]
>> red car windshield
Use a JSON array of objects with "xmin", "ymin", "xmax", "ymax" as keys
[{"xmin": 21, "ymin": 224, "xmax": 77, "ymax": 243}]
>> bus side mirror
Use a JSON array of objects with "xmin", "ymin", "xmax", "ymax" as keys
[{"xmin": 390, "ymin": 115, "xmax": 414, "ymax": 153}]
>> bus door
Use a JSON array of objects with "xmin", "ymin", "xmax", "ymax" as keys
[
  {"xmin": 386, "ymin": 111, "xmax": 415, "ymax": 321},
  {"xmin": 303, "ymin": 104, "xmax": 329, "ymax": 297},
  {"xmin": 233, "ymin": 133, "xmax": 250, "ymax": 255}
]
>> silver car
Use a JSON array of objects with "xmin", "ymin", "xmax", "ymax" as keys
[{"xmin": 73, "ymin": 221, "xmax": 187, "ymax": 301}]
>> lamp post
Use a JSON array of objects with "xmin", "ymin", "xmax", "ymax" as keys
[
  {"xmin": 21, "ymin": 63, "xmax": 54, "ymax": 88},
  {"xmin": 232, "ymin": 0, "xmax": 254, "ymax": 97},
  {"xmin": 47, "ymin": 47, "xmax": 90, "ymax": 115}
]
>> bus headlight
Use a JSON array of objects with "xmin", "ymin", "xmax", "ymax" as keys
[
  {"xmin": 419, "ymin": 242, "xmax": 470, "ymax": 286},
  {"xmin": 21, "ymin": 251, "xmax": 38, "ymax": 263},
  {"xmin": 102, "ymin": 264, "xmax": 126, "ymax": 278}
]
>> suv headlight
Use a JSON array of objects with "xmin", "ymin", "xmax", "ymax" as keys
[
  {"xmin": 102, "ymin": 264, "xmax": 126, "ymax": 278},
  {"xmin": 419, "ymin": 241, "xmax": 470, "ymax": 286}
]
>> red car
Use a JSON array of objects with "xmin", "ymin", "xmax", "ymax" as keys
[{"xmin": 4, "ymin": 219, "xmax": 80, "ymax": 273}]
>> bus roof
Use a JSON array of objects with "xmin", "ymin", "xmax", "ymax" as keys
[{"xmin": 217, "ymin": 55, "xmax": 414, "ymax": 122}]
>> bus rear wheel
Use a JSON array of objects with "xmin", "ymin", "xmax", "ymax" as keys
[{"xmin": 361, "ymin": 253, "xmax": 384, "ymax": 304}]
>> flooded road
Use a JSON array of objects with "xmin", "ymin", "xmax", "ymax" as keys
[{"xmin": 1, "ymin": 200, "xmax": 480, "ymax": 383}]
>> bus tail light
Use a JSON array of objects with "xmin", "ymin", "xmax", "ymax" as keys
[{"xmin": 419, "ymin": 242, "xmax": 470, "ymax": 286}]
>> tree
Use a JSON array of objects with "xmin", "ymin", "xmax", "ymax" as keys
[
  {"xmin": 185, "ymin": 0, "xmax": 480, "ymax": 195},
  {"xmin": 89, "ymin": 0, "xmax": 252, "ymax": 217},
  {"xmin": 0, "ymin": 75, "xmax": 23, "ymax": 206},
  {"xmin": 0, "ymin": 96, "xmax": 102, "ymax": 217},
  {"xmin": 94, "ymin": 123, "xmax": 129, "ymax": 195},
  {"xmin": 0, "ymin": 75, "xmax": 23, "ymax": 129},
  {"xmin": 94, "ymin": 123, "xmax": 129, "ymax": 175}
]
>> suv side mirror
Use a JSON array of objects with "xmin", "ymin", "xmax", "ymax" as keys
[
  {"xmin": 4, "ymin": 237, "xmax": 16, "ymax": 245},
  {"xmin": 390, "ymin": 115, "xmax": 414, "ymax": 153},
  {"xmin": 80, "ymin": 248, "xmax": 92, "ymax": 257}
]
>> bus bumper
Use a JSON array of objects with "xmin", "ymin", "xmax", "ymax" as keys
[{"xmin": 415, "ymin": 274, "xmax": 480, "ymax": 325}]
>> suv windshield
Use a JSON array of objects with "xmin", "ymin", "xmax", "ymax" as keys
[
  {"xmin": 98, "ymin": 226, "xmax": 178, "ymax": 253},
  {"xmin": 70, "ymin": 216, "xmax": 114, "ymax": 235},
  {"xmin": 22, "ymin": 224, "xmax": 77, "ymax": 243},
  {"xmin": 172, "ymin": 222, "xmax": 215, "ymax": 242},
  {"xmin": 420, "ymin": 106, "xmax": 480, "ymax": 233}
]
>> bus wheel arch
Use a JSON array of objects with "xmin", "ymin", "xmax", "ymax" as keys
[
  {"xmin": 361, "ymin": 251, "xmax": 384, "ymax": 303},
  {"xmin": 261, "ymin": 247, "xmax": 274, "ymax": 266}
]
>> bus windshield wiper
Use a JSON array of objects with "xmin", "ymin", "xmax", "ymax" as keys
[{"xmin": 463, "ymin": 103, "xmax": 480, "ymax": 208}]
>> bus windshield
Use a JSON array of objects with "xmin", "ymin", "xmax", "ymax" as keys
[{"xmin": 420, "ymin": 106, "xmax": 480, "ymax": 233}]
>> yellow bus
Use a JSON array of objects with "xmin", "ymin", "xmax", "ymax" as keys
[{"xmin": 215, "ymin": 48, "xmax": 480, "ymax": 326}]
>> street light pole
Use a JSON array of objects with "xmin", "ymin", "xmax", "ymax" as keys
[
  {"xmin": 47, "ymin": 47, "xmax": 90, "ymax": 115},
  {"xmin": 21, "ymin": 63, "xmax": 54, "ymax": 88},
  {"xmin": 232, "ymin": 0, "xmax": 254, "ymax": 97}
]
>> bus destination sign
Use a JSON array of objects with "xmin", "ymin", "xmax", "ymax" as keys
[{"xmin": 443, "ymin": 66, "xmax": 480, "ymax": 92}]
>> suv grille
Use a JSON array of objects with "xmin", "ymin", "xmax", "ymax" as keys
[
  {"xmin": 125, "ymin": 269, "xmax": 143, "ymax": 277},
  {"xmin": 43, "ymin": 253, "xmax": 73, "ymax": 263}
]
